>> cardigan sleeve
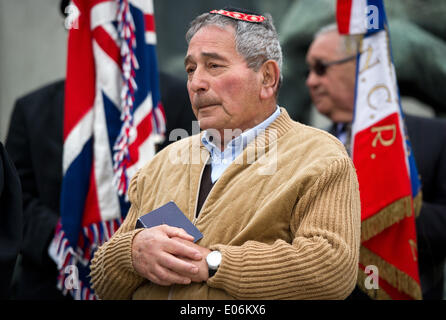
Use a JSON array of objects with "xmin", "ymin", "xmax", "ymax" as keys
[
  {"xmin": 207, "ymin": 157, "xmax": 361, "ymax": 299},
  {"xmin": 89, "ymin": 170, "xmax": 145, "ymax": 300}
]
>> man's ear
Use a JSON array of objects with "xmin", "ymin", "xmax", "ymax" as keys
[{"xmin": 260, "ymin": 60, "xmax": 280, "ymax": 100}]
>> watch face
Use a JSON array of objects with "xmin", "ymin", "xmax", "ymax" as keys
[{"xmin": 207, "ymin": 251, "xmax": 222, "ymax": 270}]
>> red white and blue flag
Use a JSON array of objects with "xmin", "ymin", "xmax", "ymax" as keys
[
  {"xmin": 49, "ymin": 0, "xmax": 165, "ymax": 300},
  {"xmin": 337, "ymin": 0, "xmax": 422, "ymax": 299}
]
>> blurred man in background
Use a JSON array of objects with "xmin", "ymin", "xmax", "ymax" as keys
[{"xmin": 306, "ymin": 24, "xmax": 446, "ymax": 299}]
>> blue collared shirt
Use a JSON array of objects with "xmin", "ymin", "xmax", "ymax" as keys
[{"xmin": 201, "ymin": 106, "xmax": 281, "ymax": 183}]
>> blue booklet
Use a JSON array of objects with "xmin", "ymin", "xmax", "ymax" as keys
[{"xmin": 135, "ymin": 201, "xmax": 203, "ymax": 242}]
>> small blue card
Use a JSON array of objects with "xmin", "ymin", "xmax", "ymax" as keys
[{"xmin": 135, "ymin": 201, "xmax": 203, "ymax": 242}]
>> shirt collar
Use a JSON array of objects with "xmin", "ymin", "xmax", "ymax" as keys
[{"xmin": 201, "ymin": 106, "xmax": 281, "ymax": 157}]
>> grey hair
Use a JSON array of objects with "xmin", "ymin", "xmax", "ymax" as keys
[
  {"xmin": 186, "ymin": 12, "xmax": 283, "ymax": 92},
  {"xmin": 314, "ymin": 23, "xmax": 361, "ymax": 56}
]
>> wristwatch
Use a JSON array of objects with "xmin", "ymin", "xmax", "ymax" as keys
[{"xmin": 206, "ymin": 250, "xmax": 222, "ymax": 278}]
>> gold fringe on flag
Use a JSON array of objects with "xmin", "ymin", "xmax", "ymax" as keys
[
  {"xmin": 413, "ymin": 191, "xmax": 422, "ymax": 218},
  {"xmin": 361, "ymin": 196, "xmax": 413, "ymax": 242},
  {"xmin": 359, "ymin": 246, "xmax": 422, "ymax": 300}
]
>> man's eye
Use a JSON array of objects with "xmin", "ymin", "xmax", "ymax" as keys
[
  {"xmin": 209, "ymin": 63, "xmax": 220, "ymax": 69},
  {"xmin": 186, "ymin": 67, "xmax": 195, "ymax": 74}
]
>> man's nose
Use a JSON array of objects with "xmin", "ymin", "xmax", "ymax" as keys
[
  {"xmin": 189, "ymin": 67, "xmax": 209, "ymax": 93},
  {"xmin": 305, "ymin": 69, "xmax": 319, "ymax": 89}
]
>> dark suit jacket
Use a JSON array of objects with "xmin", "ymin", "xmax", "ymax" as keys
[
  {"xmin": 5, "ymin": 73, "xmax": 193, "ymax": 299},
  {"xmin": 332, "ymin": 114, "xmax": 446, "ymax": 300},
  {"xmin": 0, "ymin": 143, "xmax": 22, "ymax": 299},
  {"xmin": 6, "ymin": 80, "xmax": 65, "ymax": 300},
  {"xmin": 406, "ymin": 115, "xmax": 446, "ymax": 300}
]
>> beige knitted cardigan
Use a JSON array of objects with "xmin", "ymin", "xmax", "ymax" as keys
[{"xmin": 90, "ymin": 108, "xmax": 361, "ymax": 300}]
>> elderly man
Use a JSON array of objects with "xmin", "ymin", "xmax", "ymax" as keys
[
  {"xmin": 305, "ymin": 24, "xmax": 357, "ymax": 150},
  {"xmin": 90, "ymin": 8, "xmax": 361, "ymax": 300},
  {"xmin": 306, "ymin": 24, "xmax": 446, "ymax": 300}
]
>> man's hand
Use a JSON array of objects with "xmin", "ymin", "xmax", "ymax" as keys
[
  {"xmin": 172, "ymin": 237, "xmax": 211, "ymax": 283},
  {"xmin": 131, "ymin": 225, "xmax": 203, "ymax": 286}
]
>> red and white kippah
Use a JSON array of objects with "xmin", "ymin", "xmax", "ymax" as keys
[{"xmin": 210, "ymin": 9, "xmax": 265, "ymax": 23}]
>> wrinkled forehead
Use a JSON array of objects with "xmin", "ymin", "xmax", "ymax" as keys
[
  {"xmin": 185, "ymin": 25, "xmax": 237, "ymax": 61},
  {"xmin": 189, "ymin": 23, "xmax": 236, "ymax": 44}
]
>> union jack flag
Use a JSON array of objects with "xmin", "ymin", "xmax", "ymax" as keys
[{"xmin": 49, "ymin": 0, "xmax": 165, "ymax": 300}]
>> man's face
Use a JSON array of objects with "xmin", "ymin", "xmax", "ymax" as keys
[
  {"xmin": 185, "ymin": 25, "xmax": 264, "ymax": 135},
  {"xmin": 305, "ymin": 31, "xmax": 356, "ymax": 123}
]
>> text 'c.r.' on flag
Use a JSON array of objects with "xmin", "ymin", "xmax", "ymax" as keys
[
  {"xmin": 48, "ymin": 0, "xmax": 166, "ymax": 300},
  {"xmin": 336, "ymin": 0, "xmax": 422, "ymax": 299}
]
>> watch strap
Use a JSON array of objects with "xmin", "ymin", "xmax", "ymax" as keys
[{"xmin": 208, "ymin": 267, "xmax": 217, "ymax": 278}]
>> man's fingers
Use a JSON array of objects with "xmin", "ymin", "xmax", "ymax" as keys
[
  {"xmin": 148, "ymin": 267, "xmax": 192, "ymax": 286},
  {"xmin": 161, "ymin": 225, "xmax": 195, "ymax": 242},
  {"xmin": 157, "ymin": 251, "xmax": 199, "ymax": 276},
  {"xmin": 131, "ymin": 225, "xmax": 203, "ymax": 285},
  {"xmin": 163, "ymin": 237, "xmax": 202, "ymax": 261}
]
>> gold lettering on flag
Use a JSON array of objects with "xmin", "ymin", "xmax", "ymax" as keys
[
  {"xmin": 370, "ymin": 124, "xmax": 396, "ymax": 159},
  {"xmin": 359, "ymin": 45, "xmax": 380, "ymax": 75},
  {"xmin": 367, "ymin": 84, "xmax": 391, "ymax": 110},
  {"xmin": 371, "ymin": 124, "xmax": 396, "ymax": 147}
]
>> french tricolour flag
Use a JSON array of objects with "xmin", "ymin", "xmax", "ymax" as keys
[
  {"xmin": 49, "ymin": 0, "xmax": 165, "ymax": 300},
  {"xmin": 337, "ymin": 0, "xmax": 386, "ymax": 35},
  {"xmin": 337, "ymin": 0, "xmax": 422, "ymax": 299}
]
